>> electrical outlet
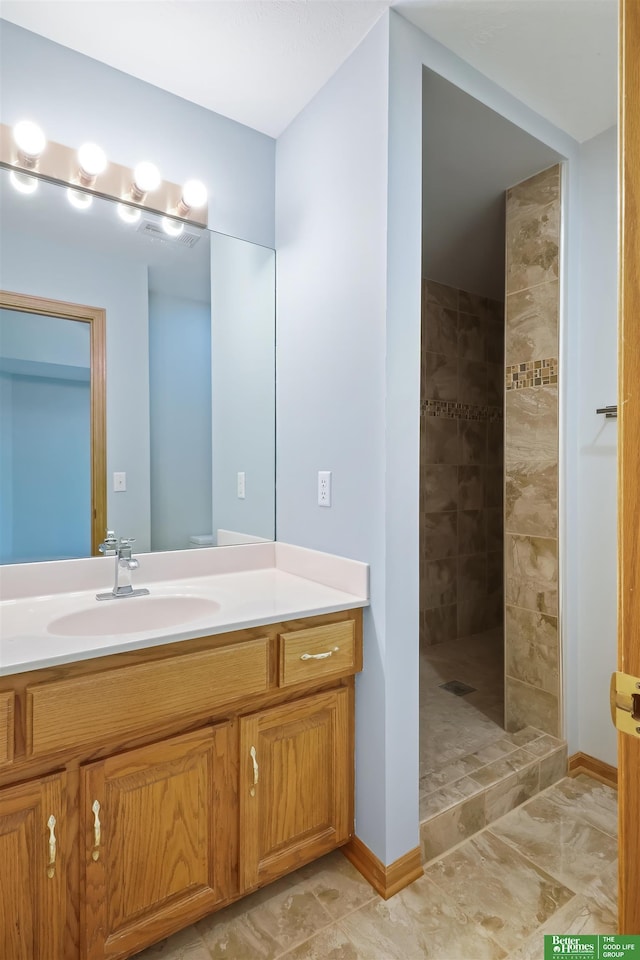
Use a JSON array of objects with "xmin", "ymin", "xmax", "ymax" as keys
[
  {"xmin": 237, "ymin": 471, "xmax": 246, "ymax": 499},
  {"xmin": 318, "ymin": 471, "xmax": 331, "ymax": 507}
]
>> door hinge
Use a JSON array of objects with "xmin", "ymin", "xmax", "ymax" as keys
[{"xmin": 610, "ymin": 671, "xmax": 640, "ymax": 737}]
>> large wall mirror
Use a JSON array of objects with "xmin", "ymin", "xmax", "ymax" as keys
[{"xmin": 0, "ymin": 166, "xmax": 275, "ymax": 563}]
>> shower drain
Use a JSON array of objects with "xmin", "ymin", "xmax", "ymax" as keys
[{"xmin": 439, "ymin": 680, "xmax": 477, "ymax": 696}]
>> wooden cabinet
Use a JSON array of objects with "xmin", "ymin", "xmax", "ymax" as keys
[
  {"xmin": 0, "ymin": 772, "xmax": 66, "ymax": 960},
  {"xmin": 81, "ymin": 725, "xmax": 232, "ymax": 960},
  {"xmin": 0, "ymin": 609, "xmax": 362, "ymax": 960},
  {"xmin": 239, "ymin": 688, "xmax": 351, "ymax": 891}
]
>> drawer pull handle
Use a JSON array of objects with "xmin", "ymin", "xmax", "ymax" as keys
[
  {"xmin": 47, "ymin": 815, "xmax": 57, "ymax": 879},
  {"xmin": 300, "ymin": 646, "xmax": 339, "ymax": 661},
  {"xmin": 92, "ymin": 800, "xmax": 101, "ymax": 861},
  {"xmin": 249, "ymin": 745, "xmax": 259, "ymax": 796}
]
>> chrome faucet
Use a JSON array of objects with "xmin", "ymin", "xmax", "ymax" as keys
[{"xmin": 96, "ymin": 531, "xmax": 150, "ymax": 600}]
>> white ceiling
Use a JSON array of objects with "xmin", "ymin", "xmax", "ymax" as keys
[{"xmin": 0, "ymin": 0, "xmax": 617, "ymax": 141}]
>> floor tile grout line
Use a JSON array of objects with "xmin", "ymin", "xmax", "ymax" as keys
[{"xmin": 272, "ymin": 890, "xmax": 379, "ymax": 960}]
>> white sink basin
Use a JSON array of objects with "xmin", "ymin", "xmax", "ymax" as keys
[{"xmin": 47, "ymin": 595, "xmax": 220, "ymax": 637}]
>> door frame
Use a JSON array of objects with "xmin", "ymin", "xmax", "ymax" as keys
[
  {"xmin": 617, "ymin": 0, "xmax": 640, "ymax": 935},
  {"xmin": 0, "ymin": 289, "xmax": 106, "ymax": 557}
]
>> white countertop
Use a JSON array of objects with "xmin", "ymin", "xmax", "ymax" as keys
[{"xmin": 0, "ymin": 543, "xmax": 369, "ymax": 676}]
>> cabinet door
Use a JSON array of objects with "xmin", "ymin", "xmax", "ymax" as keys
[
  {"xmin": 81, "ymin": 724, "xmax": 231, "ymax": 960},
  {"xmin": 0, "ymin": 772, "xmax": 67, "ymax": 960},
  {"xmin": 239, "ymin": 688, "xmax": 351, "ymax": 891}
]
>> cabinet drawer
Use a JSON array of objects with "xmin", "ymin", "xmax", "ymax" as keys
[
  {"xmin": 279, "ymin": 621, "xmax": 357, "ymax": 687},
  {"xmin": 27, "ymin": 637, "xmax": 269, "ymax": 757},
  {"xmin": 0, "ymin": 692, "xmax": 14, "ymax": 766}
]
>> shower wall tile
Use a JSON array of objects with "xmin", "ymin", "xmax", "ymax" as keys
[
  {"xmin": 423, "ymin": 301, "xmax": 458, "ymax": 357},
  {"xmin": 484, "ymin": 466, "xmax": 503, "ymax": 508},
  {"xmin": 423, "ymin": 558, "xmax": 457, "ymax": 608},
  {"xmin": 458, "ymin": 554, "xmax": 486, "ymax": 604},
  {"xmin": 423, "ymin": 415, "xmax": 459, "ymax": 464},
  {"xmin": 505, "ymin": 461, "xmax": 558, "ymax": 538},
  {"xmin": 505, "ymin": 385, "xmax": 558, "ymax": 461},
  {"xmin": 505, "ymin": 676, "xmax": 559, "ymax": 737},
  {"xmin": 421, "ymin": 279, "xmax": 504, "ymax": 649},
  {"xmin": 421, "ymin": 604, "xmax": 458, "ymax": 647},
  {"xmin": 458, "ymin": 359, "xmax": 487, "ymax": 405},
  {"xmin": 458, "ymin": 313, "xmax": 485, "ymax": 361},
  {"xmin": 423, "ymin": 351, "xmax": 458, "ymax": 401},
  {"xmin": 458, "ymin": 510, "xmax": 486, "ymax": 556},
  {"xmin": 459, "ymin": 466, "xmax": 484, "ymax": 510},
  {"xmin": 487, "ymin": 362, "xmax": 504, "ymax": 407},
  {"xmin": 485, "ymin": 508, "xmax": 503, "ymax": 553},
  {"xmin": 506, "ymin": 166, "xmax": 561, "ymax": 294},
  {"xmin": 505, "ymin": 280, "xmax": 559, "ymax": 364},
  {"xmin": 425, "ymin": 278, "xmax": 458, "ymax": 311},
  {"xmin": 422, "ymin": 511, "xmax": 458, "ymax": 560},
  {"xmin": 487, "ymin": 420, "xmax": 504, "ymax": 465},
  {"xmin": 505, "ymin": 534, "xmax": 558, "ymax": 616},
  {"xmin": 458, "ymin": 599, "xmax": 488, "ymax": 638},
  {"xmin": 423, "ymin": 464, "xmax": 458, "ymax": 512},
  {"xmin": 505, "ymin": 605, "xmax": 559, "ymax": 696},
  {"xmin": 459, "ymin": 420, "xmax": 487, "ymax": 465}
]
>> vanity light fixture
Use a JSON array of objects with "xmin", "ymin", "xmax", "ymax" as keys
[
  {"xmin": 161, "ymin": 216, "xmax": 184, "ymax": 238},
  {"xmin": 130, "ymin": 161, "xmax": 161, "ymax": 202},
  {"xmin": 1, "ymin": 122, "xmax": 208, "ymax": 226},
  {"xmin": 12, "ymin": 120, "xmax": 46, "ymax": 168},
  {"xmin": 117, "ymin": 202, "xmax": 141, "ymax": 224},
  {"xmin": 176, "ymin": 179, "xmax": 208, "ymax": 217},
  {"xmin": 67, "ymin": 187, "xmax": 93, "ymax": 210},
  {"xmin": 77, "ymin": 142, "xmax": 107, "ymax": 187},
  {"xmin": 9, "ymin": 169, "xmax": 38, "ymax": 194}
]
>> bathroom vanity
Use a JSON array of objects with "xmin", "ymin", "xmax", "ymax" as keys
[{"xmin": 0, "ymin": 544, "xmax": 367, "ymax": 960}]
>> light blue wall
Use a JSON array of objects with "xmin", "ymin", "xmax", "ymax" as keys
[
  {"xmin": 149, "ymin": 292, "xmax": 212, "ymax": 551},
  {"xmin": 0, "ymin": 20, "xmax": 275, "ymax": 247},
  {"xmin": 0, "ymin": 228, "xmax": 152, "ymax": 549},
  {"xmin": 276, "ymin": 16, "xmax": 392, "ymax": 860},
  {"xmin": 0, "ymin": 309, "xmax": 90, "ymax": 370},
  {"xmin": 211, "ymin": 234, "xmax": 275, "ymax": 542},
  {"xmin": 576, "ymin": 126, "xmax": 618, "ymax": 766},
  {"xmin": 276, "ymin": 9, "xmax": 584, "ymax": 865},
  {"xmin": 7, "ymin": 374, "xmax": 90, "ymax": 562}
]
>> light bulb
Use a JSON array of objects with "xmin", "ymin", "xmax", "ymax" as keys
[
  {"xmin": 12, "ymin": 120, "xmax": 46, "ymax": 161},
  {"xmin": 133, "ymin": 161, "xmax": 161, "ymax": 194},
  {"xmin": 67, "ymin": 188, "xmax": 93, "ymax": 210},
  {"xmin": 78, "ymin": 142, "xmax": 107, "ymax": 178},
  {"xmin": 162, "ymin": 217, "xmax": 184, "ymax": 238},
  {"xmin": 117, "ymin": 203, "xmax": 141, "ymax": 224},
  {"xmin": 181, "ymin": 179, "xmax": 207, "ymax": 209},
  {"xmin": 9, "ymin": 170, "xmax": 38, "ymax": 195}
]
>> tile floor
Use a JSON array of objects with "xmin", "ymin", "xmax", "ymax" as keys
[
  {"xmin": 418, "ymin": 630, "xmax": 567, "ymax": 858},
  {"xmin": 134, "ymin": 773, "xmax": 618, "ymax": 960}
]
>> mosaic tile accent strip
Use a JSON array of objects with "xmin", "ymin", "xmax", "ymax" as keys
[
  {"xmin": 422, "ymin": 399, "xmax": 504, "ymax": 422},
  {"xmin": 506, "ymin": 358, "xmax": 558, "ymax": 391}
]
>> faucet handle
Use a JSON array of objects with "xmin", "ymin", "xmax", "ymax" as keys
[
  {"xmin": 118, "ymin": 537, "xmax": 136, "ymax": 547},
  {"xmin": 99, "ymin": 530, "xmax": 118, "ymax": 554}
]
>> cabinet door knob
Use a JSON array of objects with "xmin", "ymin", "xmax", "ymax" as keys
[
  {"xmin": 300, "ymin": 646, "xmax": 339, "ymax": 661},
  {"xmin": 249, "ymin": 745, "xmax": 259, "ymax": 796},
  {"xmin": 46, "ymin": 814, "xmax": 57, "ymax": 879},
  {"xmin": 92, "ymin": 800, "xmax": 101, "ymax": 861}
]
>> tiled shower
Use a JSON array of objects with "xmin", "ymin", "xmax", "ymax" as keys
[
  {"xmin": 420, "ymin": 279, "xmax": 505, "ymax": 647},
  {"xmin": 418, "ymin": 165, "xmax": 564, "ymax": 856}
]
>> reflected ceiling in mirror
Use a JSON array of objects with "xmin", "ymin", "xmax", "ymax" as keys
[{"xmin": 0, "ymin": 166, "xmax": 275, "ymax": 563}]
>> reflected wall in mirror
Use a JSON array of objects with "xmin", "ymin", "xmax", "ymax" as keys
[
  {"xmin": 0, "ymin": 292, "xmax": 106, "ymax": 562},
  {"xmin": 0, "ymin": 166, "xmax": 275, "ymax": 562}
]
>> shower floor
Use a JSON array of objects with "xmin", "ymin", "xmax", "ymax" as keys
[{"xmin": 419, "ymin": 628, "xmax": 567, "ymax": 860}]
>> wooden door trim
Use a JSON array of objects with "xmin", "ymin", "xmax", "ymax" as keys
[
  {"xmin": 618, "ymin": 0, "xmax": 640, "ymax": 935},
  {"xmin": 0, "ymin": 289, "xmax": 106, "ymax": 556}
]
